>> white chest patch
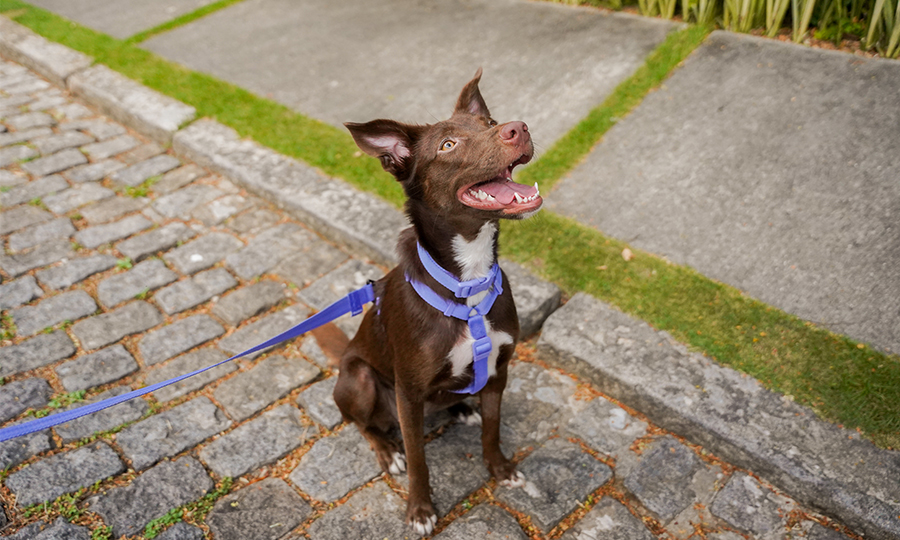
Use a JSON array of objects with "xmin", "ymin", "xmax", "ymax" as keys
[{"xmin": 446, "ymin": 222, "xmax": 512, "ymax": 378}]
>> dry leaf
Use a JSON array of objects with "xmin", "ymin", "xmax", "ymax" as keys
[
  {"xmin": 622, "ymin": 248, "xmax": 634, "ymax": 262},
  {"xmin": 597, "ymin": 265, "xmax": 608, "ymax": 271}
]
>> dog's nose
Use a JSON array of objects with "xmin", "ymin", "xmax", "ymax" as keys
[{"xmin": 499, "ymin": 121, "xmax": 529, "ymax": 145}]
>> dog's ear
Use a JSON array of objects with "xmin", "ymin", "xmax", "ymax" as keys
[
  {"xmin": 345, "ymin": 119, "xmax": 421, "ymax": 178},
  {"xmin": 455, "ymin": 67, "xmax": 491, "ymax": 118}
]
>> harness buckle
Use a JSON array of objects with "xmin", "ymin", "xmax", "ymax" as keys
[
  {"xmin": 472, "ymin": 336, "xmax": 492, "ymax": 361},
  {"xmin": 468, "ymin": 314, "xmax": 487, "ymax": 340},
  {"xmin": 458, "ymin": 285, "xmax": 472, "ymax": 298}
]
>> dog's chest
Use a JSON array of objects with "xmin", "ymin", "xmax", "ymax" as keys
[{"xmin": 445, "ymin": 223, "xmax": 513, "ymax": 378}]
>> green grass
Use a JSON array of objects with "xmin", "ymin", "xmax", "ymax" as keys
[
  {"xmin": 124, "ymin": 0, "xmax": 247, "ymax": 44},
  {"xmin": 2, "ymin": 1, "xmax": 897, "ymax": 448},
  {"xmin": 143, "ymin": 477, "xmax": 232, "ymax": 538}
]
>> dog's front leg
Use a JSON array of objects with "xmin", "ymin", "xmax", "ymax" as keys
[
  {"xmin": 396, "ymin": 383, "xmax": 437, "ymax": 535},
  {"xmin": 480, "ymin": 352, "xmax": 525, "ymax": 487}
]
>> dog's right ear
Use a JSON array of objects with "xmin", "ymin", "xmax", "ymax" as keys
[{"xmin": 345, "ymin": 119, "xmax": 421, "ymax": 179}]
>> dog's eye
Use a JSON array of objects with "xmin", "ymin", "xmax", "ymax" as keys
[
  {"xmin": 440, "ymin": 140, "xmax": 456, "ymax": 151},
  {"xmin": 488, "ymin": 119, "xmax": 498, "ymax": 127}
]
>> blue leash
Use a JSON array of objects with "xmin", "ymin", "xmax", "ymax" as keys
[{"xmin": 0, "ymin": 284, "xmax": 375, "ymax": 443}]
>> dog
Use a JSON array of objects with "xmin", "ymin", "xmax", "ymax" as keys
[{"xmin": 334, "ymin": 68, "xmax": 542, "ymax": 535}]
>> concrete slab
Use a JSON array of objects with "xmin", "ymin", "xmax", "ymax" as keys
[
  {"xmin": 26, "ymin": 0, "xmax": 218, "ymax": 40},
  {"xmin": 143, "ymin": 0, "xmax": 675, "ymax": 147},
  {"xmin": 548, "ymin": 31, "xmax": 900, "ymax": 353}
]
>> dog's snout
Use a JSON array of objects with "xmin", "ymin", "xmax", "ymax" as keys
[{"xmin": 499, "ymin": 121, "xmax": 529, "ymax": 146}]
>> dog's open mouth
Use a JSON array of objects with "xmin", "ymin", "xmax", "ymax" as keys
[{"xmin": 457, "ymin": 154, "xmax": 542, "ymax": 215}]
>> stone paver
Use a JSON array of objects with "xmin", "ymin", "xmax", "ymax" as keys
[
  {"xmin": 0, "ymin": 144, "xmax": 36, "ymax": 167},
  {"xmin": 191, "ymin": 193, "xmax": 250, "ymax": 225},
  {"xmin": 210, "ymin": 280, "xmax": 284, "ymax": 326},
  {"xmin": 109, "ymin": 154, "xmax": 181, "ymax": 186},
  {"xmin": 216, "ymin": 304, "xmax": 309, "ymax": 360},
  {"xmin": 288, "ymin": 426, "xmax": 381, "ymax": 503},
  {"xmin": 0, "ymin": 173, "xmax": 68, "ymax": 207},
  {"xmin": 32, "ymin": 130, "xmax": 93, "ymax": 155},
  {"xmin": 55, "ymin": 386, "xmax": 149, "ymax": 443},
  {"xmin": 0, "ymin": 427, "xmax": 52, "ymax": 471},
  {"xmin": 0, "ymin": 377, "xmax": 52, "ymax": 423},
  {"xmin": 566, "ymin": 397, "xmax": 648, "ymax": 457},
  {"xmin": 0, "ymin": 330, "xmax": 75, "ymax": 376},
  {"xmin": 496, "ymin": 438, "xmax": 612, "ymax": 533},
  {"xmin": 20, "ymin": 147, "xmax": 85, "ymax": 176},
  {"xmin": 272, "ymin": 234, "xmax": 348, "ymax": 288},
  {"xmin": 199, "ymin": 404, "xmax": 311, "ymax": 478},
  {"xmin": 142, "ymin": 347, "xmax": 236, "ymax": 403},
  {"xmin": 152, "ymin": 182, "xmax": 223, "ymax": 218},
  {"xmin": 0, "ymin": 204, "xmax": 52, "ymax": 234},
  {"xmin": 54, "ymin": 344, "xmax": 138, "ymax": 392},
  {"xmin": 296, "ymin": 376, "xmax": 342, "ymax": 429},
  {"xmin": 434, "ymin": 504, "xmax": 528, "ymax": 540},
  {"xmin": 501, "ymin": 361, "xmax": 584, "ymax": 447},
  {"xmin": 35, "ymin": 253, "xmax": 117, "ymax": 289},
  {"xmin": 74, "ymin": 213, "xmax": 153, "ymax": 248},
  {"xmin": 213, "ymin": 354, "xmax": 319, "ymax": 421},
  {"xmin": 225, "ymin": 223, "xmax": 314, "ymax": 280},
  {"xmin": 0, "ymin": 275, "xmax": 43, "ymax": 310},
  {"xmin": 710, "ymin": 473, "xmax": 792, "ymax": 537},
  {"xmin": 560, "ymin": 497, "xmax": 656, "ymax": 540},
  {"xmin": 138, "ymin": 314, "xmax": 224, "ymax": 365},
  {"xmin": 63, "ymin": 158, "xmax": 126, "ymax": 183},
  {"xmin": 71, "ymin": 300, "xmax": 163, "ymax": 350},
  {"xmin": 91, "ymin": 456, "xmax": 212, "ymax": 538},
  {"xmin": 116, "ymin": 397, "xmax": 231, "ymax": 470},
  {"xmin": 163, "ymin": 231, "xmax": 244, "ymax": 274},
  {"xmin": 96, "ymin": 258, "xmax": 177, "ymax": 307},
  {"xmin": 306, "ymin": 482, "xmax": 407, "ymax": 540},
  {"xmin": 42, "ymin": 182, "xmax": 114, "ymax": 214},
  {"xmin": 4, "ymin": 441, "xmax": 124, "ymax": 506},
  {"xmin": 0, "ymin": 238, "xmax": 74, "ymax": 276},
  {"xmin": 623, "ymin": 436, "xmax": 706, "ymax": 522},
  {"xmin": 156, "ymin": 522, "xmax": 204, "ymax": 540},
  {"xmin": 78, "ymin": 194, "xmax": 146, "ymax": 223},
  {"xmin": 206, "ymin": 478, "xmax": 312, "ymax": 540},
  {"xmin": 116, "ymin": 221, "xmax": 196, "ymax": 261},
  {"xmin": 154, "ymin": 267, "xmax": 237, "ymax": 314},
  {"xmin": 3, "ymin": 518, "xmax": 90, "ymax": 540},
  {"xmin": 154, "ymin": 163, "xmax": 204, "ymax": 194},
  {"xmin": 7, "ymin": 216, "xmax": 74, "ymax": 251},
  {"xmin": 80, "ymin": 133, "xmax": 139, "ymax": 159},
  {"xmin": 10, "ymin": 289, "xmax": 96, "ymax": 336}
]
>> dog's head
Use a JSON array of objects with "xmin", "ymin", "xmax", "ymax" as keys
[{"xmin": 345, "ymin": 69, "xmax": 542, "ymax": 222}]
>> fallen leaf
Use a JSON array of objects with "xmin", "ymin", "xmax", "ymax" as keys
[{"xmin": 622, "ymin": 248, "xmax": 634, "ymax": 262}]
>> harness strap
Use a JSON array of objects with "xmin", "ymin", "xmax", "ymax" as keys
[
  {"xmin": 417, "ymin": 242, "xmax": 500, "ymax": 298},
  {"xmin": 0, "ymin": 284, "xmax": 376, "ymax": 443},
  {"xmin": 406, "ymin": 258, "xmax": 503, "ymax": 395}
]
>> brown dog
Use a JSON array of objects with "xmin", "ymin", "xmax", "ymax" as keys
[{"xmin": 334, "ymin": 69, "xmax": 542, "ymax": 535}]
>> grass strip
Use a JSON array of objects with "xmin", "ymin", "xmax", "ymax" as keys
[
  {"xmin": 2, "ymin": 2, "xmax": 897, "ymax": 448},
  {"xmin": 517, "ymin": 23, "xmax": 711, "ymax": 192},
  {"xmin": 124, "ymin": 0, "xmax": 247, "ymax": 44}
]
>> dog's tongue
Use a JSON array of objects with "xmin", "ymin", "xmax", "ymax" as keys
[{"xmin": 480, "ymin": 180, "xmax": 537, "ymax": 205}]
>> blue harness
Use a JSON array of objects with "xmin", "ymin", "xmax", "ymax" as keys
[{"xmin": 406, "ymin": 243, "xmax": 502, "ymax": 394}]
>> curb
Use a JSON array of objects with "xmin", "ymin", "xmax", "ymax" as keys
[
  {"xmin": 2, "ymin": 16, "xmax": 897, "ymax": 539},
  {"xmin": 538, "ymin": 293, "xmax": 900, "ymax": 540}
]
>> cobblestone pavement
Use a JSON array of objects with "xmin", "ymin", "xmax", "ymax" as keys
[{"xmin": 0, "ymin": 59, "xmax": 859, "ymax": 540}]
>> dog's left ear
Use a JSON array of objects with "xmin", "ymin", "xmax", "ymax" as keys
[
  {"xmin": 345, "ymin": 119, "xmax": 421, "ymax": 179},
  {"xmin": 455, "ymin": 67, "xmax": 491, "ymax": 118}
]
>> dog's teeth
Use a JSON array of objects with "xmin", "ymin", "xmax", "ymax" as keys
[{"xmin": 514, "ymin": 193, "xmax": 524, "ymax": 203}]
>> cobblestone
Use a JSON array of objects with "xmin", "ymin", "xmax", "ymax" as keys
[
  {"xmin": 91, "ymin": 456, "xmax": 212, "ymax": 538},
  {"xmin": 566, "ymin": 397, "xmax": 647, "ymax": 457},
  {"xmin": 200, "ymin": 404, "xmax": 310, "ymax": 478},
  {"xmin": 207, "ymin": 478, "xmax": 311, "ymax": 540},
  {"xmin": 80, "ymin": 134, "xmax": 139, "ymax": 159},
  {"xmin": 0, "ymin": 330, "xmax": 75, "ymax": 376},
  {"xmin": 110, "ymin": 154, "xmax": 181, "ymax": 187},
  {"xmin": 0, "ymin": 377, "xmax": 51, "ymax": 423},
  {"xmin": 152, "ymin": 183, "xmax": 224, "ymax": 218},
  {"xmin": 116, "ymin": 397, "xmax": 231, "ymax": 470},
  {"xmin": 0, "ymin": 275, "xmax": 43, "ymax": 310},
  {"xmin": 191, "ymin": 193, "xmax": 250, "ymax": 225},
  {"xmin": 163, "ymin": 231, "xmax": 244, "ymax": 275},
  {"xmin": 60, "ymin": 118, "xmax": 125, "ymax": 141},
  {"xmin": 0, "ymin": 169, "xmax": 26, "ymax": 187},
  {"xmin": 210, "ymin": 280, "xmax": 284, "ymax": 326},
  {"xmin": 5, "ymin": 111, "xmax": 54, "ymax": 131},
  {"xmin": 434, "ymin": 504, "xmax": 528, "ymax": 540},
  {"xmin": 10, "ymin": 289, "xmax": 96, "ymax": 336},
  {"xmin": 20, "ymin": 148, "xmax": 86, "ymax": 177},
  {"xmin": 306, "ymin": 482, "xmax": 406, "ymax": 540},
  {"xmin": 120, "ymin": 141, "xmax": 164, "ymax": 164},
  {"xmin": 35, "ymin": 253, "xmax": 117, "ymax": 289},
  {"xmin": 42, "ymin": 182, "xmax": 114, "ymax": 214},
  {"xmin": 0, "ymin": 204, "xmax": 51, "ymax": 234},
  {"xmin": 55, "ymin": 386, "xmax": 149, "ymax": 443},
  {"xmin": 7, "ymin": 217, "xmax": 74, "ymax": 251},
  {"xmin": 63, "ymin": 158, "xmax": 125, "ymax": 183},
  {"xmin": 154, "ymin": 164, "xmax": 204, "ymax": 194},
  {"xmin": 213, "ymin": 354, "xmax": 319, "ymax": 421},
  {"xmin": 116, "ymin": 221, "xmax": 196, "ymax": 261},
  {"xmin": 0, "ymin": 144, "xmax": 36, "ymax": 167},
  {"xmin": 273, "ymin": 236, "xmax": 348, "ymax": 288},
  {"xmin": 296, "ymin": 377, "xmax": 342, "ymax": 429},
  {"xmin": 711, "ymin": 473, "xmax": 792, "ymax": 537},
  {"xmin": 79, "ymin": 195, "xmax": 146, "ymax": 223},
  {"xmin": 560, "ymin": 497, "xmax": 656, "ymax": 540},
  {"xmin": 71, "ymin": 300, "xmax": 162, "ymax": 350},
  {"xmin": 139, "ymin": 314, "xmax": 224, "ymax": 365},
  {"xmin": 156, "ymin": 522, "xmax": 204, "ymax": 540},
  {"xmin": 32, "ymin": 131, "xmax": 93, "ymax": 155},
  {"xmin": 0, "ymin": 173, "xmax": 68, "ymax": 207},
  {"xmin": 0, "ymin": 428, "xmax": 51, "ymax": 470},
  {"xmin": 3, "ymin": 518, "xmax": 90, "ymax": 540},
  {"xmin": 74, "ymin": 213, "xmax": 153, "ymax": 248},
  {"xmin": 623, "ymin": 436, "xmax": 706, "ymax": 522},
  {"xmin": 217, "ymin": 304, "xmax": 309, "ymax": 360},
  {"xmin": 4, "ymin": 441, "xmax": 124, "ymax": 507},
  {"xmin": 496, "ymin": 438, "xmax": 612, "ymax": 533},
  {"xmin": 1, "ymin": 236, "xmax": 75, "ymax": 277},
  {"xmin": 97, "ymin": 259, "xmax": 177, "ymax": 308},
  {"xmin": 226, "ymin": 207, "xmax": 280, "ymax": 235},
  {"xmin": 54, "ymin": 344, "xmax": 138, "ymax": 392},
  {"xmin": 142, "ymin": 347, "xmax": 235, "ymax": 403},
  {"xmin": 225, "ymin": 223, "xmax": 310, "ymax": 279},
  {"xmin": 289, "ymin": 426, "xmax": 380, "ymax": 502},
  {"xmin": 154, "ymin": 267, "xmax": 236, "ymax": 314}
]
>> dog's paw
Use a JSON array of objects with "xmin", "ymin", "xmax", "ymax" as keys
[
  {"xmin": 388, "ymin": 451, "xmax": 407, "ymax": 475},
  {"xmin": 499, "ymin": 470, "xmax": 526, "ymax": 488},
  {"xmin": 456, "ymin": 410, "xmax": 482, "ymax": 426},
  {"xmin": 409, "ymin": 513, "xmax": 438, "ymax": 536}
]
